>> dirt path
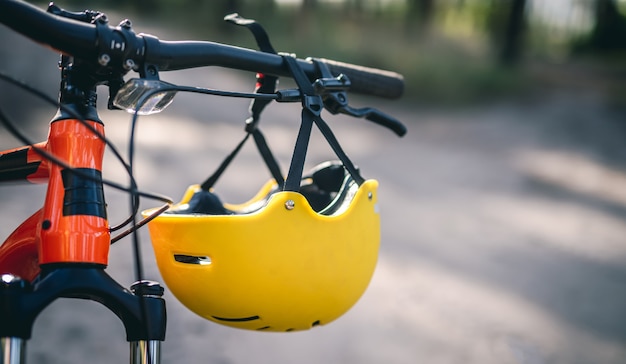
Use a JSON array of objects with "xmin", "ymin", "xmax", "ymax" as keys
[{"xmin": 1, "ymin": 16, "xmax": 626, "ymax": 364}]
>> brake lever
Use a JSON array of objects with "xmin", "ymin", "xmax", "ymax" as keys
[
  {"xmin": 310, "ymin": 59, "xmax": 406, "ymax": 137},
  {"xmin": 316, "ymin": 86, "xmax": 405, "ymax": 137},
  {"xmin": 338, "ymin": 103, "xmax": 407, "ymax": 137}
]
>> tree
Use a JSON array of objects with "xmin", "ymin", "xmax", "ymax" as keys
[
  {"xmin": 405, "ymin": 0, "xmax": 435, "ymax": 36},
  {"xmin": 302, "ymin": 0, "xmax": 317, "ymax": 11},
  {"xmin": 501, "ymin": 0, "xmax": 526, "ymax": 65},
  {"xmin": 587, "ymin": 0, "xmax": 626, "ymax": 51},
  {"xmin": 487, "ymin": 0, "xmax": 527, "ymax": 66}
]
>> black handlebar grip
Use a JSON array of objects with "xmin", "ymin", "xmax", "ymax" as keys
[{"xmin": 317, "ymin": 58, "xmax": 404, "ymax": 99}]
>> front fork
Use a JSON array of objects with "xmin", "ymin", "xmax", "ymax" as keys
[
  {"xmin": 0, "ymin": 271, "xmax": 167, "ymax": 364},
  {"xmin": 0, "ymin": 337, "xmax": 25, "ymax": 364},
  {"xmin": 0, "ymin": 339, "xmax": 162, "ymax": 364},
  {"xmin": 131, "ymin": 341, "xmax": 162, "ymax": 364}
]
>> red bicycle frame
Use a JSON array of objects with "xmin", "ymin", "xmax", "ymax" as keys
[{"xmin": 0, "ymin": 119, "xmax": 109, "ymax": 281}]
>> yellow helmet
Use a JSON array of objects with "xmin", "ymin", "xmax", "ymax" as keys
[{"xmin": 143, "ymin": 162, "xmax": 380, "ymax": 332}]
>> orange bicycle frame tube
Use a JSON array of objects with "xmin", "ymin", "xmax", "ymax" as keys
[
  {"xmin": 39, "ymin": 118, "xmax": 110, "ymax": 265},
  {"xmin": 0, "ymin": 118, "xmax": 110, "ymax": 280}
]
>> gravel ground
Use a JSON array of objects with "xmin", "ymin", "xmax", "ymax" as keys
[{"xmin": 1, "ymin": 12, "xmax": 626, "ymax": 364}]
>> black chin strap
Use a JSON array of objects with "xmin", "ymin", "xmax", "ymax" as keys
[{"xmin": 281, "ymin": 55, "xmax": 365, "ymax": 192}]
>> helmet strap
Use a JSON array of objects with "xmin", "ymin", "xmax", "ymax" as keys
[
  {"xmin": 200, "ymin": 14, "xmax": 285, "ymax": 191},
  {"xmin": 198, "ymin": 82, "xmax": 285, "ymax": 192},
  {"xmin": 200, "ymin": 132, "xmax": 250, "ymax": 191},
  {"xmin": 281, "ymin": 55, "xmax": 365, "ymax": 192},
  {"xmin": 201, "ymin": 16, "xmax": 364, "ymax": 193}
]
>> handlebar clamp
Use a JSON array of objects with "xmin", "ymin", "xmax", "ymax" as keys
[
  {"xmin": 94, "ymin": 17, "xmax": 143, "ymax": 75},
  {"xmin": 47, "ymin": 3, "xmax": 143, "ymax": 74},
  {"xmin": 93, "ymin": 16, "xmax": 148, "ymax": 109}
]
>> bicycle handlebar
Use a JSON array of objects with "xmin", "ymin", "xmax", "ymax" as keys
[{"xmin": 0, "ymin": 0, "xmax": 404, "ymax": 99}]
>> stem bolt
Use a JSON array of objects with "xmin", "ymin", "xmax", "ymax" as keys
[
  {"xmin": 124, "ymin": 59, "xmax": 136, "ymax": 70},
  {"xmin": 98, "ymin": 53, "xmax": 111, "ymax": 66}
]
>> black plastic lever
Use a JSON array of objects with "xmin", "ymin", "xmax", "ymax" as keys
[{"xmin": 342, "ymin": 105, "xmax": 407, "ymax": 137}]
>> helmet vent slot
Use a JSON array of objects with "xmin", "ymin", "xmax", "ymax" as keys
[{"xmin": 174, "ymin": 254, "xmax": 212, "ymax": 265}]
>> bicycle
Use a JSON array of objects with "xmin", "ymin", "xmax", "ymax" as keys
[{"xmin": 0, "ymin": 1, "xmax": 405, "ymax": 363}]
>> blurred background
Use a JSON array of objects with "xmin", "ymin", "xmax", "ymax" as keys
[{"xmin": 1, "ymin": 1, "xmax": 626, "ymax": 364}]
